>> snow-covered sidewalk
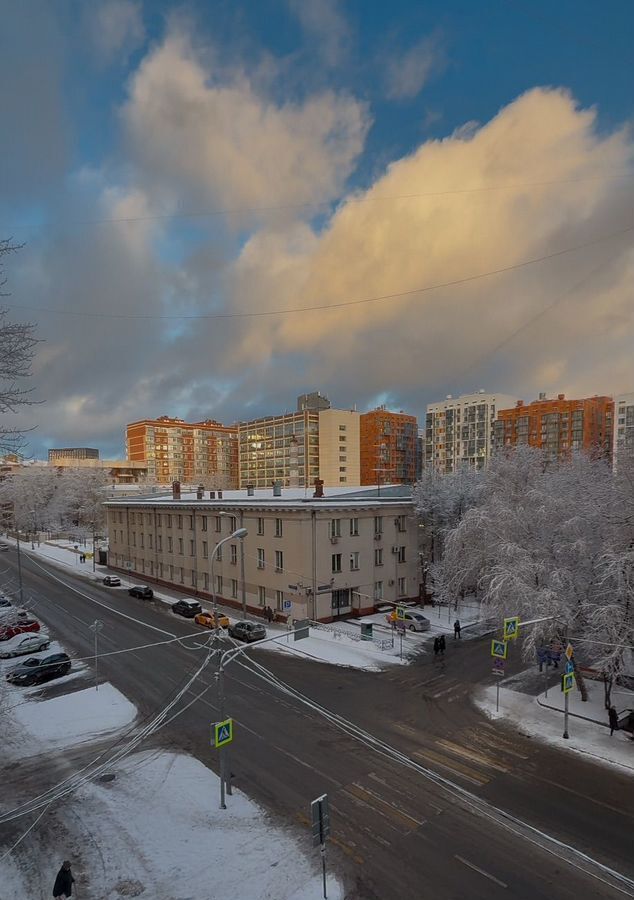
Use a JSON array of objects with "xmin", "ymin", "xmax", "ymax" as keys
[{"xmin": 475, "ymin": 676, "xmax": 634, "ymax": 775}]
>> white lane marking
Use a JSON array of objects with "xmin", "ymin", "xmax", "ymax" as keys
[
  {"xmin": 25, "ymin": 556, "xmax": 175, "ymax": 638},
  {"xmin": 455, "ymin": 855, "xmax": 508, "ymax": 888}
]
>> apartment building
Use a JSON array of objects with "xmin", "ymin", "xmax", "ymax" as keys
[
  {"xmin": 48, "ymin": 447, "xmax": 99, "ymax": 461},
  {"xmin": 126, "ymin": 416, "xmax": 238, "ymax": 487},
  {"xmin": 238, "ymin": 393, "xmax": 360, "ymax": 489},
  {"xmin": 425, "ymin": 390, "xmax": 520, "ymax": 473},
  {"xmin": 493, "ymin": 393, "xmax": 614, "ymax": 461},
  {"xmin": 104, "ymin": 483, "xmax": 419, "ymax": 622},
  {"xmin": 49, "ymin": 456, "xmax": 149, "ymax": 484},
  {"xmin": 613, "ymin": 392, "xmax": 634, "ymax": 469},
  {"xmin": 360, "ymin": 407, "xmax": 418, "ymax": 485}
]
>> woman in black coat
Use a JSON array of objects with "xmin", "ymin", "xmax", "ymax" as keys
[{"xmin": 53, "ymin": 860, "xmax": 75, "ymax": 898}]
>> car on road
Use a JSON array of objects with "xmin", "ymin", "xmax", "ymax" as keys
[
  {"xmin": 103, "ymin": 575, "xmax": 121, "ymax": 586},
  {"xmin": 228, "ymin": 620, "xmax": 266, "ymax": 643},
  {"xmin": 194, "ymin": 610, "xmax": 229, "ymax": 629},
  {"xmin": 6, "ymin": 652, "xmax": 71, "ymax": 686},
  {"xmin": 0, "ymin": 633, "xmax": 50, "ymax": 659},
  {"xmin": 171, "ymin": 599, "xmax": 202, "ymax": 618},
  {"xmin": 0, "ymin": 619, "xmax": 41, "ymax": 641},
  {"xmin": 128, "ymin": 585, "xmax": 153, "ymax": 599},
  {"xmin": 0, "ymin": 544, "xmax": 9, "ymax": 551}
]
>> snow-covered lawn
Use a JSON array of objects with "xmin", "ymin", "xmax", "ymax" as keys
[
  {"xmin": 475, "ymin": 677, "xmax": 634, "ymax": 775},
  {"xmin": 260, "ymin": 622, "xmax": 410, "ymax": 670}
]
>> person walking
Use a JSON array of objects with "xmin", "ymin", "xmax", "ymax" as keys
[
  {"xmin": 53, "ymin": 860, "xmax": 75, "ymax": 899},
  {"xmin": 453, "ymin": 619, "xmax": 461, "ymax": 639},
  {"xmin": 608, "ymin": 705, "xmax": 619, "ymax": 736},
  {"xmin": 439, "ymin": 634, "xmax": 446, "ymax": 656},
  {"xmin": 433, "ymin": 637, "xmax": 440, "ymax": 658}
]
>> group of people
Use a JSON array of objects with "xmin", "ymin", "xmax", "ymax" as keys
[{"xmin": 433, "ymin": 620, "xmax": 461, "ymax": 658}]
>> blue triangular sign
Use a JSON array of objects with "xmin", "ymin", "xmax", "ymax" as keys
[{"xmin": 218, "ymin": 725, "xmax": 229, "ymax": 741}]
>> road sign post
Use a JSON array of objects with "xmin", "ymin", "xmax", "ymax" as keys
[
  {"xmin": 563, "ymin": 643, "xmax": 574, "ymax": 739},
  {"xmin": 212, "ymin": 716, "xmax": 234, "ymax": 809},
  {"xmin": 311, "ymin": 794, "xmax": 330, "ymax": 899}
]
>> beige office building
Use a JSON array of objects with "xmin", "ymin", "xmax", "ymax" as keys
[
  {"xmin": 104, "ymin": 484, "xmax": 419, "ymax": 622},
  {"xmin": 238, "ymin": 393, "xmax": 360, "ymax": 489}
]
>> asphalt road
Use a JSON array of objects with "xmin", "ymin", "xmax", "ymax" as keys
[{"xmin": 2, "ymin": 550, "xmax": 634, "ymax": 900}]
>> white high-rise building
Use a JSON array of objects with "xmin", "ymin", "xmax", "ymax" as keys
[
  {"xmin": 613, "ymin": 392, "xmax": 634, "ymax": 469},
  {"xmin": 424, "ymin": 390, "xmax": 520, "ymax": 473}
]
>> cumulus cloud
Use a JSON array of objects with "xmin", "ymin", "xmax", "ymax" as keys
[
  {"xmin": 384, "ymin": 33, "xmax": 446, "ymax": 101},
  {"xmin": 89, "ymin": 0, "xmax": 145, "ymax": 66},
  {"xmin": 121, "ymin": 31, "xmax": 369, "ymax": 216}
]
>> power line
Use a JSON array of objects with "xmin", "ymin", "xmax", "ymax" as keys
[{"xmin": 9, "ymin": 223, "xmax": 633, "ymax": 322}]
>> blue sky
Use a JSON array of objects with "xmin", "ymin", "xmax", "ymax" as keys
[{"xmin": 1, "ymin": 0, "xmax": 633, "ymax": 457}]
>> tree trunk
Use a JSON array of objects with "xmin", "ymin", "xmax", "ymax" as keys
[
  {"xmin": 603, "ymin": 673, "xmax": 613, "ymax": 710},
  {"xmin": 573, "ymin": 660, "xmax": 589, "ymax": 701}
]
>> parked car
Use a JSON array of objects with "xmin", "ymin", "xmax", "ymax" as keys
[
  {"xmin": 0, "ymin": 544, "xmax": 9, "ymax": 551},
  {"xmin": 103, "ymin": 575, "xmax": 121, "ymax": 586},
  {"xmin": 228, "ymin": 620, "xmax": 267, "ymax": 643},
  {"xmin": 0, "ymin": 633, "xmax": 50, "ymax": 659},
  {"xmin": 0, "ymin": 597, "xmax": 12, "ymax": 609},
  {"xmin": 402, "ymin": 610, "xmax": 431, "ymax": 632},
  {"xmin": 6, "ymin": 652, "xmax": 71, "ymax": 686},
  {"xmin": 194, "ymin": 610, "xmax": 229, "ymax": 629},
  {"xmin": 128, "ymin": 585, "xmax": 153, "ymax": 599},
  {"xmin": 171, "ymin": 599, "xmax": 202, "ymax": 618},
  {"xmin": 0, "ymin": 619, "xmax": 41, "ymax": 641}
]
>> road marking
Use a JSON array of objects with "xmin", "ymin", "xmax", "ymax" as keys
[
  {"xmin": 366, "ymin": 771, "xmax": 444, "ymax": 815},
  {"xmin": 348, "ymin": 782, "xmax": 425, "ymax": 828},
  {"xmin": 431, "ymin": 682, "xmax": 460, "ymax": 699},
  {"xmin": 525, "ymin": 772, "xmax": 634, "ymax": 821},
  {"xmin": 455, "ymin": 855, "xmax": 508, "ymax": 888},
  {"xmin": 412, "ymin": 748, "xmax": 490, "ymax": 786},
  {"xmin": 435, "ymin": 739, "xmax": 510, "ymax": 774}
]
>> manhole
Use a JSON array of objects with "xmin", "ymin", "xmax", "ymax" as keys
[{"xmin": 99, "ymin": 773, "xmax": 116, "ymax": 783}]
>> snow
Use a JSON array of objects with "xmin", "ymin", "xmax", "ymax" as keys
[
  {"xmin": 260, "ymin": 623, "xmax": 409, "ymax": 670},
  {"xmin": 475, "ymin": 675, "xmax": 634, "ymax": 775},
  {"xmin": 9, "ymin": 682, "xmax": 137, "ymax": 752}
]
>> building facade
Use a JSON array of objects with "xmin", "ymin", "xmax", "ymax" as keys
[
  {"xmin": 48, "ymin": 447, "xmax": 99, "ymax": 462},
  {"xmin": 49, "ymin": 457, "xmax": 149, "ymax": 484},
  {"xmin": 613, "ymin": 392, "xmax": 634, "ymax": 469},
  {"xmin": 104, "ymin": 485, "xmax": 419, "ymax": 622},
  {"xmin": 425, "ymin": 391, "xmax": 520, "ymax": 473},
  {"xmin": 238, "ymin": 395, "xmax": 360, "ymax": 489},
  {"xmin": 126, "ymin": 417, "xmax": 238, "ymax": 487},
  {"xmin": 493, "ymin": 393, "xmax": 614, "ymax": 461},
  {"xmin": 360, "ymin": 407, "xmax": 418, "ymax": 485}
]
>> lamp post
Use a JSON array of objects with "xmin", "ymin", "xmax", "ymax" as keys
[{"xmin": 210, "ymin": 527, "xmax": 248, "ymax": 810}]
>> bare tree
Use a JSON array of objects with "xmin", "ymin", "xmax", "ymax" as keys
[{"xmin": 0, "ymin": 240, "xmax": 39, "ymax": 454}]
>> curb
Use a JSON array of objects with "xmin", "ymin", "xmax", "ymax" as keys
[{"xmin": 536, "ymin": 694, "xmax": 608, "ymax": 727}]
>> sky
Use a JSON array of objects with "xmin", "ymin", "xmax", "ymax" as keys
[{"xmin": 1, "ymin": 0, "xmax": 633, "ymax": 459}]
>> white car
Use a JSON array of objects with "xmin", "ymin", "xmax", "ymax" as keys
[{"xmin": 0, "ymin": 632, "xmax": 50, "ymax": 659}]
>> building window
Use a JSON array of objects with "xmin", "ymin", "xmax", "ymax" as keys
[
  {"xmin": 177, "ymin": 515, "xmax": 183, "ymax": 529},
  {"xmin": 148, "ymin": 534, "xmax": 153, "ymax": 550},
  {"xmin": 350, "ymin": 518, "xmax": 359, "ymax": 536},
  {"xmin": 230, "ymin": 544, "xmax": 237, "ymax": 565},
  {"xmin": 258, "ymin": 585, "xmax": 266, "ymax": 606},
  {"xmin": 257, "ymin": 517, "xmax": 264, "ymax": 535},
  {"xmin": 339, "ymin": 424, "xmax": 346, "ymax": 431},
  {"xmin": 216, "ymin": 574, "xmax": 223, "ymax": 596},
  {"xmin": 178, "ymin": 537, "xmax": 184, "ymax": 555},
  {"xmin": 191, "ymin": 570, "xmax": 197, "ymax": 587},
  {"xmin": 339, "ymin": 467, "xmax": 346, "ymax": 472},
  {"xmin": 339, "ymin": 477, "xmax": 347, "ymax": 483},
  {"xmin": 215, "ymin": 516, "xmax": 222, "ymax": 532},
  {"xmin": 202, "ymin": 540, "xmax": 208, "ymax": 558},
  {"xmin": 229, "ymin": 516, "xmax": 237, "ymax": 532},
  {"xmin": 166, "ymin": 515, "xmax": 172, "ymax": 528},
  {"xmin": 396, "ymin": 515, "xmax": 407, "ymax": 532},
  {"xmin": 201, "ymin": 516, "xmax": 208, "ymax": 532},
  {"xmin": 275, "ymin": 518, "xmax": 283, "ymax": 538},
  {"xmin": 169, "ymin": 564, "xmax": 174, "ymax": 581},
  {"xmin": 397, "ymin": 546, "xmax": 406, "ymax": 563},
  {"xmin": 231, "ymin": 578, "xmax": 238, "ymax": 599},
  {"xmin": 257, "ymin": 548, "xmax": 265, "ymax": 569},
  {"xmin": 374, "ymin": 581, "xmax": 383, "ymax": 600},
  {"xmin": 331, "ymin": 553, "xmax": 342, "ymax": 573},
  {"xmin": 215, "ymin": 545, "xmax": 222, "ymax": 562},
  {"xmin": 189, "ymin": 539, "xmax": 195, "ymax": 557},
  {"xmin": 131, "ymin": 532, "xmax": 136, "ymax": 547},
  {"xmin": 275, "ymin": 550, "xmax": 283, "ymax": 572},
  {"xmin": 157, "ymin": 535, "xmax": 162, "ymax": 552},
  {"xmin": 374, "ymin": 547, "xmax": 383, "ymax": 566},
  {"xmin": 167, "ymin": 536, "xmax": 173, "ymax": 553},
  {"xmin": 188, "ymin": 516, "xmax": 194, "ymax": 530},
  {"xmin": 350, "ymin": 551, "xmax": 360, "ymax": 571},
  {"xmin": 276, "ymin": 589, "xmax": 284, "ymax": 611},
  {"xmin": 329, "ymin": 519, "xmax": 341, "ymax": 538},
  {"xmin": 179, "ymin": 567, "xmax": 185, "ymax": 585},
  {"xmin": 398, "ymin": 576, "xmax": 407, "ymax": 596},
  {"xmin": 203, "ymin": 572, "xmax": 209, "ymax": 591},
  {"xmin": 374, "ymin": 516, "xmax": 383, "ymax": 534}
]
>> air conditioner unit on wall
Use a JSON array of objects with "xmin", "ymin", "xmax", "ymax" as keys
[
  {"xmin": 330, "ymin": 536, "xmax": 339, "ymax": 544},
  {"xmin": 391, "ymin": 546, "xmax": 399, "ymax": 554},
  {"xmin": 388, "ymin": 579, "xmax": 395, "ymax": 586}
]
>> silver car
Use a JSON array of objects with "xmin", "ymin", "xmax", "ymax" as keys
[
  {"xmin": 0, "ymin": 632, "xmax": 50, "ymax": 659},
  {"xmin": 401, "ymin": 611, "xmax": 431, "ymax": 632}
]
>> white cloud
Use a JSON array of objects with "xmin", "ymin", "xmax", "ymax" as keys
[
  {"xmin": 287, "ymin": 0, "xmax": 350, "ymax": 66},
  {"xmin": 90, "ymin": 0, "xmax": 145, "ymax": 65},
  {"xmin": 121, "ymin": 31, "xmax": 370, "ymax": 217},
  {"xmin": 384, "ymin": 33, "xmax": 445, "ymax": 101}
]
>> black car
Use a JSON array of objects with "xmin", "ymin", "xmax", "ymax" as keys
[
  {"xmin": 228, "ymin": 620, "xmax": 267, "ymax": 643},
  {"xmin": 7, "ymin": 652, "xmax": 71, "ymax": 686},
  {"xmin": 128, "ymin": 585, "xmax": 153, "ymax": 599},
  {"xmin": 171, "ymin": 599, "xmax": 202, "ymax": 618}
]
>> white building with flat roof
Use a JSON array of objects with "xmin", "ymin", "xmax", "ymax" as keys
[
  {"xmin": 424, "ymin": 390, "xmax": 520, "ymax": 473},
  {"xmin": 614, "ymin": 391, "xmax": 634, "ymax": 469}
]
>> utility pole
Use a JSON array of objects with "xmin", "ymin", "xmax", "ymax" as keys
[
  {"xmin": 16, "ymin": 526, "xmax": 23, "ymax": 606},
  {"xmin": 90, "ymin": 619, "xmax": 103, "ymax": 692}
]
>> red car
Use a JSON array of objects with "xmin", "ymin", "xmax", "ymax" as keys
[{"xmin": 0, "ymin": 619, "xmax": 40, "ymax": 641}]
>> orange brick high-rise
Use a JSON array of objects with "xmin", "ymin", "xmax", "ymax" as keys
[
  {"xmin": 126, "ymin": 416, "xmax": 238, "ymax": 487},
  {"xmin": 360, "ymin": 407, "xmax": 418, "ymax": 485},
  {"xmin": 493, "ymin": 394, "xmax": 613, "ymax": 462}
]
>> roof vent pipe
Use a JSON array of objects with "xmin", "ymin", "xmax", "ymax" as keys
[
  {"xmin": 247, "ymin": 484, "xmax": 255, "ymax": 497},
  {"xmin": 172, "ymin": 481, "xmax": 181, "ymax": 500},
  {"xmin": 196, "ymin": 484, "xmax": 204, "ymax": 500},
  {"xmin": 273, "ymin": 481, "xmax": 282, "ymax": 497},
  {"xmin": 209, "ymin": 490, "xmax": 216, "ymax": 499},
  {"xmin": 313, "ymin": 478, "xmax": 324, "ymax": 498}
]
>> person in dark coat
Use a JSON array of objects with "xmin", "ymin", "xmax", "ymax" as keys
[
  {"xmin": 433, "ymin": 637, "xmax": 440, "ymax": 657},
  {"xmin": 53, "ymin": 860, "xmax": 75, "ymax": 898},
  {"xmin": 439, "ymin": 634, "xmax": 446, "ymax": 655},
  {"xmin": 265, "ymin": 605, "xmax": 274, "ymax": 623},
  {"xmin": 608, "ymin": 705, "xmax": 619, "ymax": 736},
  {"xmin": 453, "ymin": 619, "xmax": 461, "ymax": 639}
]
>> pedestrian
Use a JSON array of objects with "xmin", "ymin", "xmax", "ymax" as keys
[
  {"xmin": 453, "ymin": 619, "xmax": 461, "ymax": 639},
  {"xmin": 53, "ymin": 860, "xmax": 75, "ymax": 899},
  {"xmin": 433, "ymin": 636, "xmax": 440, "ymax": 657},
  {"xmin": 266, "ymin": 605, "xmax": 274, "ymax": 623},
  {"xmin": 439, "ymin": 634, "xmax": 446, "ymax": 655},
  {"xmin": 608, "ymin": 705, "xmax": 619, "ymax": 736}
]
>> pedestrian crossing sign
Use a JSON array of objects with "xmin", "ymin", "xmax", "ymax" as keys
[
  {"xmin": 213, "ymin": 718, "xmax": 234, "ymax": 748},
  {"xmin": 503, "ymin": 616, "xmax": 520, "ymax": 640},
  {"xmin": 491, "ymin": 640, "xmax": 507, "ymax": 659},
  {"xmin": 562, "ymin": 672, "xmax": 575, "ymax": 694},
  {"xmin": 396, "ymin": 606, "xmax": 406, "ymax": 620}
]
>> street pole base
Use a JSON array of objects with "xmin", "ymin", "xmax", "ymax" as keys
[
  {"xmin": 220, "ymin": 803, "xmax": 227, "ymax": 810},
  {"xmin": 563, "ymin": 732, "xmax": 569, "ymax": 740}
]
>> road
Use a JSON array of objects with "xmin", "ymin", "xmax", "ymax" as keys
[{"xmin": 2, "ymin": 550, "xmax": 633, "ymax": 900}]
